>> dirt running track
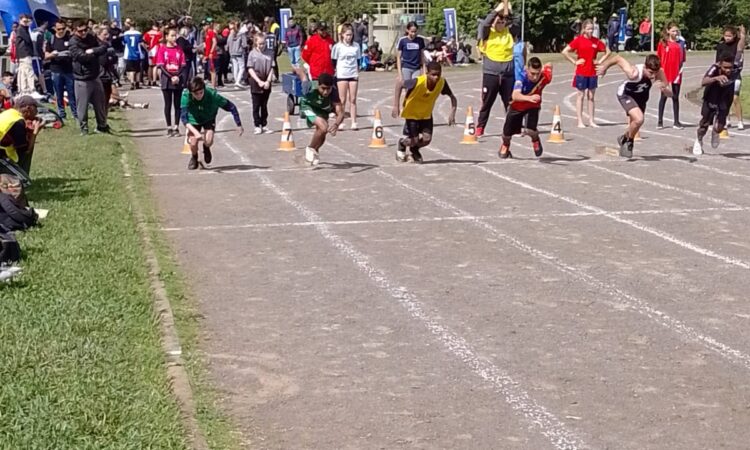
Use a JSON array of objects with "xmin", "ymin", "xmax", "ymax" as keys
[{"xmin": 127, "ymin": 54, "xmax": 750, "ymax": 449}]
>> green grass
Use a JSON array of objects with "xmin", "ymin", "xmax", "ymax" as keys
[
  {"xmin": 741, "ymin": 87, "xmax": 750, "ymax": 121},
  {"xmin": 0, "ymin": 115, "xmax": 239, "ymax": 449}
]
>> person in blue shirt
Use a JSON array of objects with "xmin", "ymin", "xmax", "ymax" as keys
[
  {"xmin": 396, "ymin": 22, "xmax": 425, "ymax": 80},
  {"xmin": 122, "ymin": 23, "xmax": 143, "ymax": 89}
]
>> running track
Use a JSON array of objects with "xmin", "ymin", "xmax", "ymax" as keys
[{"xmin": 128, "ymin": 54, "xmax": 750, "ymax": 449}]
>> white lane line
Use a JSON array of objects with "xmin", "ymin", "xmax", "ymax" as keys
[
  {"xmin": 214, "ymin": 116, "xmax": 586, "ymax": 450},
  {"xmin": 161, "ymin": 205, "xmax": 748, "ymax": 232},
  {"xmin": 373, "ymin": 123, "xmax": 750, "ymax": 374}
]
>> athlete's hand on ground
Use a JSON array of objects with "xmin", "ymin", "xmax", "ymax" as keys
[
  {"xmin": 328, "ymin": 125, "xmax": 338, "ymax": 136},
  {"xmin": 237, "ymin": 126, "xmax": 244, "ymax": 136},
  {"xmin": 575, "ymin": 58, "xmax": 585, "ymax": 66},
  {"xmin": 529, "ymin": 94, "xmax": 541, "ymax": 103}
]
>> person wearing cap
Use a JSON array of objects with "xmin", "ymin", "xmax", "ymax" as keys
[
  {"xmin": 607, "ymin": 13, "xmax": 620, "ymax": 52},
  {"xmin": 283, "ymin": 16, "xmax": 306, "ymax": 67},
  {"xmin": 0, "ymin": 96, "xmax": 44, "ymax": 183},
  {"xmin": 293, "ymin": 67, "xmax": 343, "ymax": 166},
  {"xmin": 301, "ymin": 22, "xmax": 335, "ymax": 80}
]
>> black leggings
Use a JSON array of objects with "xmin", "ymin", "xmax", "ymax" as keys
[
  {"xmin": 658, "ymin": 83, "xmax": 681, "ymax": 124},
  {"xmin": 251, "ymin": 90, "xmax": 271, "ymax": 127},
  {"xmin": 162, "ymin": 88, "xmax": 182, "ymax": 127},
  {"xmin": 478, "ymin": 70, "xmax": 515, "ymax": 129}
]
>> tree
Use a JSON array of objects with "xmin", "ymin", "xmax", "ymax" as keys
[
  {"xmin": 290, "ymin": 0, "xmax": 373, "ymax": 28},
  {"xmin": 424, "ymin": 0, "xmax": 489, "ymax": 40}
]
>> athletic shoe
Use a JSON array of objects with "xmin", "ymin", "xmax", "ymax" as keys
[
  {"xmin": 533, "ymin": 140, "xmax": 543, "ymax": 157},
  {"xmin": 657, "ymin": 122, "xmax": 664, "ymax": 129},
  {"xmin": 692, "ymin": 138, "xmax": 703, "ymax": 155},
  {"xmin": 738, "ymin": 121, "xmax": 746, "ymax": 130},
  {"xmin": 95, "ymin": 126, "xmax": 112, "ymax": 134},
  {"xmin": 617, "ymin": 134, "xmax": 633, "ymax": 158},
  {"xmin": 305, "ymin": 147, "xmax": 320, "ymax": 166},
  {"xmin": 350, "ymin": 122, "xmax": 359, "ymax": 131},
  {"xmin": 672, "ymin": 123, "xmax": 685, "ymax": 130},
  {"xmin": 253, "ymin": 127, "xmax": 262, "ymax": 135},
  {"xmin": 172, "ymin": 126, "xmax": 180, "ymax": 137},
  {"xmin": 188, "ymin": 155, "xmax": 199, "ymax": 170},
  {"xmin": 475, "ymin": 126, "xmax": 484, "ymax": 138},
  {"xmin": 411, "ymin": 148, "xmax": 423, "ymax": 164},
  {"xmin": 711, "ymin": 126, "xmax": 720, "ymax": 149},
  {"xmin": 498, "ymin": 144, "xmax": 512, "ymax": 159},
  {"xmin": 262, "ymin": 126, "xmax": 272, "ymax": 134},
  {"xmin": 396, "ymin": 140, "xmax": 408, "ymax": 162},
  {"xmin": 203, "ymin": 144, "xmax": 212, "ymax": 164},
  {"xmin": 167, "ymin": 127, "xmax": 174, "ymax": 137}
]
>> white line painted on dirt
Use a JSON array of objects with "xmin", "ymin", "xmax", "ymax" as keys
[
  {"xmin": 215, "ymin": 117, "xmax": 586, "ymax": 450},
  {"xmin": 162, "ymin": 205, "xmax": 748, "ymax": 232},
  {"xmin": 373, "ymin": 125, "xmax": 750, "ymax": 374}
]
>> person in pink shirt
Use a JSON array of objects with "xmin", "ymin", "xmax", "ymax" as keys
[
  {"xmin": 156, "ymin": 28, "xmax": 187, "ymax": 136},
  {"xmin": 656, "ymin": 22, "xmax": 685, "ymax": 129}
]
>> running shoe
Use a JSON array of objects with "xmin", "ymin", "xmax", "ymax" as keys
[
  {"xmin": 711, "ymin": 126, "xmax": 720, "ymax": 149},
  {"xmin": 617, "ymin": 134, "xmax": 633, "ymax": 158},
  {"xmin": 350, "ymin": 122, "xmax": 359, "ymax": 131},
  {"xmin": 203, "ymin": 144, "xmax": 212, "ymax": 164},
  {"xmin": 396, "ymin": 140, "xmax": 408, "ymax": 162},
  {"xmin": 411, "ymin": 148, "xmax": 423, "ymax": 164},
  {"xmin": 188, "ymin": 155, "xmax": 199, "ymax": 170},
  {"xmin": 498, "ymin": 144, "xmax": 512, "ymax": 159},
  {"xmin": 253, "ymin": 127, "xmax": 262, "ymax": 135},
  {"xmin": 657, "ymin": 122, "xmax": 664, "ymax": 129},
  {"xmin": 305, "ymin": 146, "xmax": 320, "ymax": 166},
  {"xmin": 738, "ymin": 121, "xmax": 746, "ymax": 130},
  {"xmin": 672, "ymin": 122, "xmax": 685, "ymax": 130},
  {"xmin": 533, "ymin": 140, "xmax": 543, "ymax": 157},
  {"xmin": 692, "ymin": 138, "xmax": 703, "ymax": 155},
  {"xmin": 167, "ymin": 127, "xmax": 174, "ymax": 137},
  {"xmin": 262, "ymin": 126, "xmax": 272, "ymax": 134},
  {"xmin": 172, "ymin": 126, "xmax": 180, "ymax": 137},
  {"xmin": 475, "ymin": 126, "xmax": 484, "ymax": 138}
]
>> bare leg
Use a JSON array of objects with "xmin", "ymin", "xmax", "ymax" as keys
[
  {"xmin": 349, "ymin": 80, "xmax": 359, "ymax": 127},
  {"xmin": 625, "ymin": 109, "xmax": 645, "ymax": 140},
  {"xmin": 576, "ymin": 90, "xmax": 586, "ymax": 128},
  {"xmin": 310, "ymin": 117, "xmax": 328, "ymax": 150},
  {"xmin": 587, "ymin": 89, "xmax": 599, "ymax": 127}
]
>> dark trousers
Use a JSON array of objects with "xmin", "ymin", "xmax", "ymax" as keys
[
  {"xmin": 74, "ymin": 79, "xmax": 108, "ymax": 132},
  {"xmin": 658, "ymin": 83, "xmax": 681, "ymax": 125},
  {"xmin": 162, "ymin": 88, "xmax": 183, "ymax": 127},
  {"xmin": 478, "ymin": 71, "xmax": 515, "ymax": 129},
  {"xmin": 272, "ymin": 55, "xmax": 279, "ymax": 81},
  {"xmin": 251, "ymin": 90, "xmax": 271, "ymax": 127},
  {"xmin": 52, "ymin": 71, "xmax": 77, "ymax": 119},
  {"xmin": 608, "ymin": 35, "xmax": 618, "ymax": 52}
]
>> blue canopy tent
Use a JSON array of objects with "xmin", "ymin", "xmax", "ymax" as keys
[
  {"xmin": 0, "ymin": 0, "xmax": 33, "ymax": 32},
  {"xmin": 28, "ymin": 0, "xmax": 60, "ymax": 26}
]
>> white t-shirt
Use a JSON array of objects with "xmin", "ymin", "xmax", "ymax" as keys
[{"xmin": 331, "ymin": 42, "xmax": 361, "ymax": 79}]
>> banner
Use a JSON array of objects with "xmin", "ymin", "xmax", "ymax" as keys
[
  {"xmin": 108, "ymin": 0, "xmax": 121, "ymax": 25},
  {"xmin": 279, "ymin": 8, "xmax": 292, "ymax": 41},
  {"xmin": 443, "ymin": 8, "xmax": 457, "ymax": 40},
  {"xmin": 618, "ymin": 7, "xmax": 627, "ymax": 44}
]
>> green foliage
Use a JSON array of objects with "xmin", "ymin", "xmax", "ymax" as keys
[
  {"xmin": 693, "ymin": 26, "xmax": 724, "ymax": 50},
  {"xmin": 424, "ymin": 0, "xmax": 489, "ymax": 39},
  {"xmin": 290, "ymin": 0, "xmax": 374, "ymax": 27}
]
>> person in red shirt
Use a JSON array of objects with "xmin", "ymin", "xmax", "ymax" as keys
[
  {"xmin": 144, "ymin": 22, "xmax": 163, "ymax": 86},
  {"xmin": 562, "ymin": 19, "xmax": 609, "ymax": 128},
  {"xmin": 656, "ymin": 22, "xmax": 685, "ymax": 129},
  {"xmin": 301, "ymin": 22, "xmax": 334, "ymax": 80},
  {"xmin": 203, "ymin": 21, "xmax": 218, "ymax": 89},
  {"xmin": 500, "ymin": 57, "xmax": 553, "ymax": 159},
  {"xmin": 639, "ymin": 18, "xmax": 651, "ymax": 51}
]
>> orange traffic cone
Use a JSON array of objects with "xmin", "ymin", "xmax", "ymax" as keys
[
  {"xmin": 368, "ymin": 109, "xmax": 387, "ymax": 148},
  {"xmin": 278, "ymin": 112, "xmax": 296, "ymax": 151},
  {"xmin": 181, "ymin": 133, "xmax": 191, "ymax": 154},
  {"xmin": 720, "ymin": 128, "xmax": 730, "ymax": 139},
  {"xmin": 548, "ymin": 105, "xmax": 565, "ymax": 143},
  {"xmin": 460, "ymin": 106, "xmax": 479, "ymax": 144}
]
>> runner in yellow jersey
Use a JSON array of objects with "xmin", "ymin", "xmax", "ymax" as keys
[{"xmin": 392, "ymin": 61, "xmax": 457, "ymax": 163}]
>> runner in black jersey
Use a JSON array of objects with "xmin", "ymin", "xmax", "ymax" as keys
[
  {"xmin": 598, "ymin": 54, "xmax": 672, "ymax": 158},
  {"xmin": 692, "ymin": 54, "xmax": 735, "ymax": 155}
]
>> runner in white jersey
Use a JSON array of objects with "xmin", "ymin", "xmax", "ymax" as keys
[
  {"xmin": 123, "ymin": 27, "xmax": 143, "ymax": 88},
  {"xmin": 598, "ymin": 54, "xmax": 671, "ymax": 158}
]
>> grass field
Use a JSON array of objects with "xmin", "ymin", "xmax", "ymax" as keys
[
  {"xmin": 0, "ymin": 115, "xmax": 237, "ymax": 449},
  {"xmin": 741, "ymin": 86, "xmax": 750, "ymax": 121}
]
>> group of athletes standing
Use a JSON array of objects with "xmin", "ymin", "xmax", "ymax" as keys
[{"xmin": 174, "ymin": 0, "xmax": 747, "ymax": 168}]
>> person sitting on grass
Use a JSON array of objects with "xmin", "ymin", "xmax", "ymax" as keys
[
  {"xmin": 294, "ymin": 66, "xmax": 344, "ymax": 166},
  {"xmin": 0, "ymin": 96, "xmax": 44, "ymax": 185},
  {"xmin": 180, "ymin": 77, "xmax": 243, "ymax": 170}
]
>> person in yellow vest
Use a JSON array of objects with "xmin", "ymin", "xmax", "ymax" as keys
[
  {"xmin": 392, "ymin": 61, "xmax": 457, "ymax": 163},
  {"xmin": 476, "ymin": 0, "xmax": 516, "ymax": 138},
  {"xmin": 0, "ymin": 96, "xmax": 43, "ymax": 184}
]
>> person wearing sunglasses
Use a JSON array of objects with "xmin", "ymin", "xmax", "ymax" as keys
[
  {"xmin": 69, "ymin": 20, "xmax": 111, "ymax": 134},
  {"xmin": 45, "ymin": 22, "xmax": 77, "ymax": 122}
]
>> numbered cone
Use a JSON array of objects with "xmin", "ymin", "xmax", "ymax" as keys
[
  {"xmin": 460, "ymin": 106, "xmax": 479, "ymax": 144},
  {"xmin": 547, "ymin": 105, "xmax": 566, "ymax": 143},
  {"xmin": 278, "ymin": 112, "xmax": 296, "ymax": 151},
  {"xmin": 368, "ymin": 109, "xmax": 387, "ymax": 148},
  {"xmin": 181, "ymin": 133, "xmax": 191, "ymax": 154}
]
